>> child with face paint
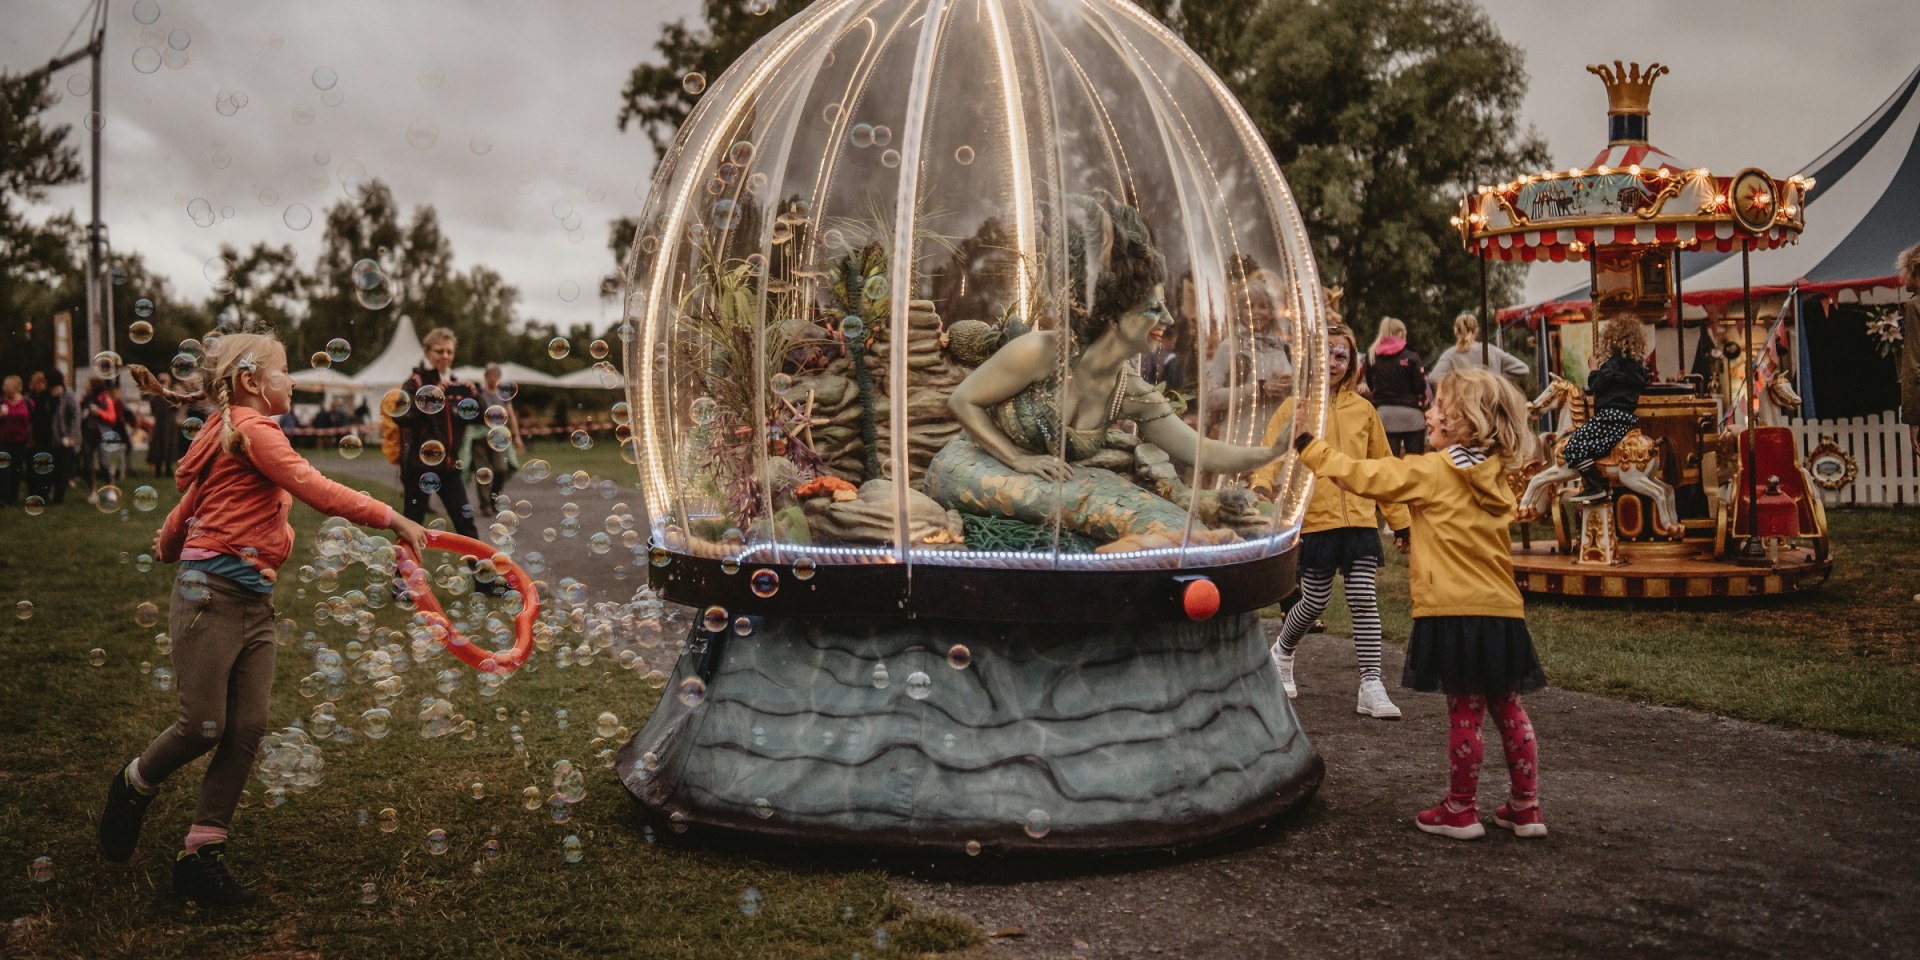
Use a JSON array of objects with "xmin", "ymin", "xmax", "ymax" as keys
[
  {"xmin": 105, "ymin": 335, "xmax": 427, "ymax": 906},
  {"xmin": 1253, "ymin": 323, "xmax": 1412, "ymax": 719}
]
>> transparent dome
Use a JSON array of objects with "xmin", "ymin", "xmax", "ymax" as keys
[{"xmin": 624, "ymin": 0, "xmax": 1328, "ymax": 580}]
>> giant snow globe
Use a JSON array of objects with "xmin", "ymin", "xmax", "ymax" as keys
[{"xmin": 618, "ymin": 0, "xmax": 1329, "ymax": 853}]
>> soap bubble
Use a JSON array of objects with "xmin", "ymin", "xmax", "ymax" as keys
[
  {"xmin": 548, "ymin": 337, "xmax": 570, "ymax": 359},
  {"xmin": 871, "ymin": 662, "xmax": 890, "ymax": 689},
  {"xmin": 361, "ymin": 707, "xmax": 392, "ymax": 739},
  {"xmin": 702, "ymin": 605, "xmax": 728, "ymax": 632},
  {"xmin": 152, "ymin": 667, "xmax": 175, "ymax": 692},
  {"xmin": 135, "ymin": 602, "xmax": 159, "ymax": 627},
  {"xmin": 88, "ymin": 647, "xmax": 106, "ymax": 666},
  {"xmin": 560, "ymin": 834, "xmax": 583, "ymax": 863},
  {"xmin": 94, "ymin": 484, "xmax": 123, "ymax": 512},
  {"xmin": 521, "ymin": 459, "xmax": 550, "ymax": 483},
  {"xmin": 682, "ymin": 73, "xmax": 706, "ymax": 95},
  {"xmin": 677, "ymin": 677, "xmax": 707, "ymax": 707},
  {"xmin": 881, "ymin": 149, "xmax": 901, "ymax": 169},
  {"xmin": 849, "ymin": 123, "xmax": 875, "ymax": 149},
  {"xmin": 132, "ymin": 45, "xmax": 161, "ymax": 73},
  {"xmin": 132, "ymin": 485, "xmax": 159, "ymax": 511},
  {"xmin": 24, "ymin": 496, "xmax": 45, "ymax": 516},
  {"xmin": 955, "ymin": 145, "xmax": 977, "ymax": 165},
  {"xmin": 418, "ymin": 473, "xmax": 442, "ymax": 495},
  {"xmin": 740, "ymin": 886, "xmax": 764, "ymax": 915},
  {"xmin": 133, "ymin": 0, "xmax": 160, "ymax": 24},
  {"xmin": 689, "ymin": 397, "xmax": 718, "ymax": 426},
  {"xmin": 15, "ymin": 600, "xmax": 32, "ymax": 621},
  {"xmin": 414, "ymin": 384, "xmax": 446, "ymax": 415},
  {"xmin": 92, "ymin": 351, "xmax": 123, "ymax": 378},
  {"xmin": 378, "ymin": 807, "xmax": 398, "ymax": 832},
  {"xmin": 750, "ymin": 568, "xmax": 779, "ymax": 598},
  {"xmin": 558, "ymin": 281, "xmax": 580, "ymax": 303},
  {"xmin": 905, "ymin": 671, "xmax": 932, "ymax": 700},
  {"xmin": 946, "ymin": 644, "xmax": 972, "ymax": 669},
  {"xmin": 338, "ymin": 434, "xmax": 363, "ymax": 459},
  {"xmin": 27, "ymin": 856, "xmax": 53, "ymax": 883},
  {"xmin": 793, "ymin": 556, "xmax": 817, "ymax": 580},
  {"xmin": 129, "ymin": 320, "xmax": 154, "ymax": 344},
  {"xmin": 406, "ymin": 118, "xmax": 439, "ymax": 150},
  {"xmin": 326, "ymin": 338, "xmax": 351, "ymax": 363},
  {"xmin": 418, "ymin": 440, "xmax": 446, "ymax": 467},
  {"xmin": 283, "ymin": 203, "xmax": 314, "ymax": 231},
  {"xmin": 426, "ymin": 829, "xmax": 449, "ymax": 855},
  {"xmin": 1023, "ymin": 809, "xmax": 1052, "ymax": 839},
  {"xmin": 172, "ymin": 354, "xmax": 200, "ymax": 380}
]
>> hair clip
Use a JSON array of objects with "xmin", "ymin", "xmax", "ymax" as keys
[{"xmin": 236, "ymin": 353, "xmax": 259, "ymax": 374}]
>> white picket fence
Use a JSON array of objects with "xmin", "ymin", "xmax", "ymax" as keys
[{"xmin": 1784, "ymin": 411, "xmax": 1918, "ymax": 506}]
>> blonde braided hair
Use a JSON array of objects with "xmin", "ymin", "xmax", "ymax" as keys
[{"xmin": 132, "ymin": 332, "xmax": 284, "ymax": 457}]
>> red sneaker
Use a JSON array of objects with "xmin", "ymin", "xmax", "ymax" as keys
[
  {"xmin": 1493, "ymin": 801, "xmax": 1547, "ymax": 838},
  {"xmin": 1414, "ymin": 801, "xmax": 1485, "ymax": 840}
]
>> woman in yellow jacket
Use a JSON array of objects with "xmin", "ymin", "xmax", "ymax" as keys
[
  {"xmin": 1287, "ymin": 367, "xmax": 1548, "ymax": 841},
  {"xmin": 1253, "ymin": 324, "xmax": 1412, "ymax": 719}
]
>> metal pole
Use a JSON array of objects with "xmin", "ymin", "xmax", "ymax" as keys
[
  {"xmin": 1737, "ymin": 240, "xmax": 1766, "ymax": 565},
  {"xmin": 1673, "ymin": 246, "xmax": 1686, "ymax": 386},
  {"xmin": 87, "ymin": 3, "xmax": 109, "ymax": 366},
  {"xmin": 1479, "ymin": 254, "xmax": 1490, "ymax": 366}
]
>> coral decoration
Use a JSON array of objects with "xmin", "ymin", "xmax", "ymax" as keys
[{"xmin": 795, "ymin": 476, "xmax": 858, "ymax": 500}]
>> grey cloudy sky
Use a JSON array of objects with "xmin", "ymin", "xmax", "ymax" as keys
[{"xmin": 5, "ymin": 0, "xmax": 1915, "ymax": 336}]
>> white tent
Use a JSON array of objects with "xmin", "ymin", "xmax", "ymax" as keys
[
  {"xmin": 289, "ymin": 366, "xmax": 357, "ymax": 392},
  {"xmin": 551, "ymin": 363, "xmax": 625, "ymax": 390},
  {"xmin": 450, "ymin": 362, "xmax": 566, "ymax": 388},
  {"xmin": 347, "ymin": 313, "xmax": 429, "ymax": 393}
]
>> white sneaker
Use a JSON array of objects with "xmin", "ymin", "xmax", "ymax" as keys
[
  {"xmin": 1271, "ymin": 645, "xmax": 1297, "ymax": 698},
  {"xmin": 1356, "ymin": 678, "xmax": 1401, "ymax": 719}
]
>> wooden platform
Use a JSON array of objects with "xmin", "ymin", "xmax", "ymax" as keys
[{"xmin": 1512, "ymin": 543, "xmax": 1832, "ymax": 599}]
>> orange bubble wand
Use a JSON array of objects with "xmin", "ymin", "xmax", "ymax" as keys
[{"xmin": 395, "ymin": 530, "xmax": 539, "ymax": 673}]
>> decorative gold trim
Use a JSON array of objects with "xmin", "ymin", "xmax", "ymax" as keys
[{"xmin": 1804, "ymin": 435, "xmax": 1856, "ymax": 491}]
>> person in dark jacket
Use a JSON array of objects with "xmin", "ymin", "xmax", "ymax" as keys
[
  {"xmin": 1560, "ymin": 313, "xmax": 1651, "ymax": 503},
  {"xmin": 145, "ymin": 372, "xmax": 183, "ymax": 477},
  {"xmin": 396, "ymin": 327, "xmax": 480, "ymax": 538},
  {"xmin": 33, "ymin": 371, "xmax": 82, "ymax": 504},
  {"xmin": 1363, "ymin": 317, "xmax": 1430, "ymax": 455}
]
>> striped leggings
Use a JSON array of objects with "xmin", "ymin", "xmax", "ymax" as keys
[{"xmin": 1274, "ymin": 558, "xmax": 1383, "ymax": 680}]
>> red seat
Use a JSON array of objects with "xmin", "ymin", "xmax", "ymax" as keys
[{"xmin": 1729, "ymin": 427, "xmax": 1814, "ymax": 537}]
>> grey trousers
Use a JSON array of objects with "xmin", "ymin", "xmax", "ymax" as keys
[{"xmin": 136, "ymin": 571, "xmax": 277, "ymax": 830}]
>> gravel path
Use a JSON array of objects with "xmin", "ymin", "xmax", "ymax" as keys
[{"xmin": 324, "ymin": 455, "xmax": 1920, "ymax": 959}]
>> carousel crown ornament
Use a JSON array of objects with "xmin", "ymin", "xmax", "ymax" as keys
[
  {"xmin": 1587, "ymin": 60, "xmax": 1669, "ymax": 142},
  {"xmin": 617, "ymin": 0, "xmax": 1327, "ymax": 853}
]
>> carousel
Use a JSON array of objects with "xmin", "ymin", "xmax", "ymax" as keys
[{"xmin": 1456, "ymin": 61, "xmax": 1833, "ymax": 600}]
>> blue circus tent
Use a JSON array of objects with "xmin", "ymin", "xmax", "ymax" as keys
[{"xmin": 1502, "ymin": 63, "xmax": 1920, "ymax": 418}]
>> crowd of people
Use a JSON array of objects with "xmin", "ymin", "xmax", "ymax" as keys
[{"xmin": 0, "ymin": 369, "xmax": 188, "ymax": 510}]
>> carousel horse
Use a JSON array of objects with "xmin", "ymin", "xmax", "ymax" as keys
[{"xmin": 1516, "ymin": 373, "xmax": 1683, "ymax": 536}]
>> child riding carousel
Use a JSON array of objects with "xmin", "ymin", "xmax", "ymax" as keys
[{"xmin": 1563, "ymin": 312, "xmax": 1650, "ymax": 504}]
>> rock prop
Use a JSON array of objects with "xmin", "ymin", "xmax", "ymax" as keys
[
  {"xmin": 802, "ymin": 478, "xmax": 966, "ymax": 547},
  {"xmin": 866, "ymin": 299, "xmax": 968, "ymax": 483}
]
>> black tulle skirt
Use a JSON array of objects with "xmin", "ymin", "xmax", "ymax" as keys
[
  {"xmin": 1297, "ymin": 526, "xmax": 1384, "ymax": 571},
  {"xmin": 1402, "ymin": 616, "xmax": 1547, "ymax": 696}
]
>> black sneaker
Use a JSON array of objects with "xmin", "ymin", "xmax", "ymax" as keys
[
  {"xmin": 173, "ymin": 842, "xmax": 257, "ymax": 907},
  {"xmin": 97, "ymin": 766, "xmax": 157, "ymax": 863}
]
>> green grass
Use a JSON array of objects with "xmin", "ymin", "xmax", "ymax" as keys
[
  {"xmin": 0, "ymin": 475, "xmax": 978, "ymax": 960},
  {"xmin": 1299, "ymin": 508, "xmax": 1920, "ymax": 748}
]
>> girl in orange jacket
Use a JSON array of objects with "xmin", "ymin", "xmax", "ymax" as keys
[
  {"xmin": 100, "ymin": 334, "xmax": 427, "ymax": 905},
  {"xmin": 1290, "ymin": 367, "xmax": 1548, "ymax": 840},
  {"xmin": 1253, "ymin": 324, "xmax": 1411, "ymax": 719}
]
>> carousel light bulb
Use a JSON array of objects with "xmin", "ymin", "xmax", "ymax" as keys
[
  {"xmin": 1656, "ymin": 167, "xmax": 1671, "ymax": 179},
  {"xmin": 1714, "ymin": 193, "xmax": 1727, "ymax": 206},
  {"xmin": 1567, "ymin": 167, "xmax": 1582, "ymax": 176},
  {"xmin": 1596, "ymin": 165, "xmax": 1611, "ymax": 175},
  {"xmin": 1628, "ymin": 164, "xmax": 1642, "ymax": 176},
  {"xmin": 1784, "ymin": 204, "xmax": 1799, "ymax": 216}
]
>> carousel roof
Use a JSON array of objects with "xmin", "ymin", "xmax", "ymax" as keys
[
  {"xmin": 1456, "ymin": 62, "xmax": 1808, "ymax": 263},
  {"xmin": 1501, "ymin": 61, "xmax": 1920, "ymax": 323}
]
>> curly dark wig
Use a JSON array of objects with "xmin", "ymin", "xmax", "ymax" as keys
[{"xmin": 1065, "ymin": 190, "xmax": 1167, "ymax": 349}]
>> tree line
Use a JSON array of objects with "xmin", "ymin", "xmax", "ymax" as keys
[{"xmin": 0, "ymin": 71, "xmax": 606, "ymax": 386}]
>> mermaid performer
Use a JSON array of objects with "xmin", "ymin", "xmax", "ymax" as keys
[{"xmin": 924, "ymin": 193, "xmax": 1291, "ymax": 553}]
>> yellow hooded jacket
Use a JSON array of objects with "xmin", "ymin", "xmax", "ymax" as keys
[
  {"xmin": 1252, "ymin": 391, "xmax": 1412, "ymax": 535},
  {"xmin": 1298, "ymin": 439, "xmax": 1525, "ymax": 620}
]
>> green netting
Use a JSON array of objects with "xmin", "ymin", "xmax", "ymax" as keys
[{"xmin": 960, "ymin": 513, "xmax": 1100, "ymax": 554}]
